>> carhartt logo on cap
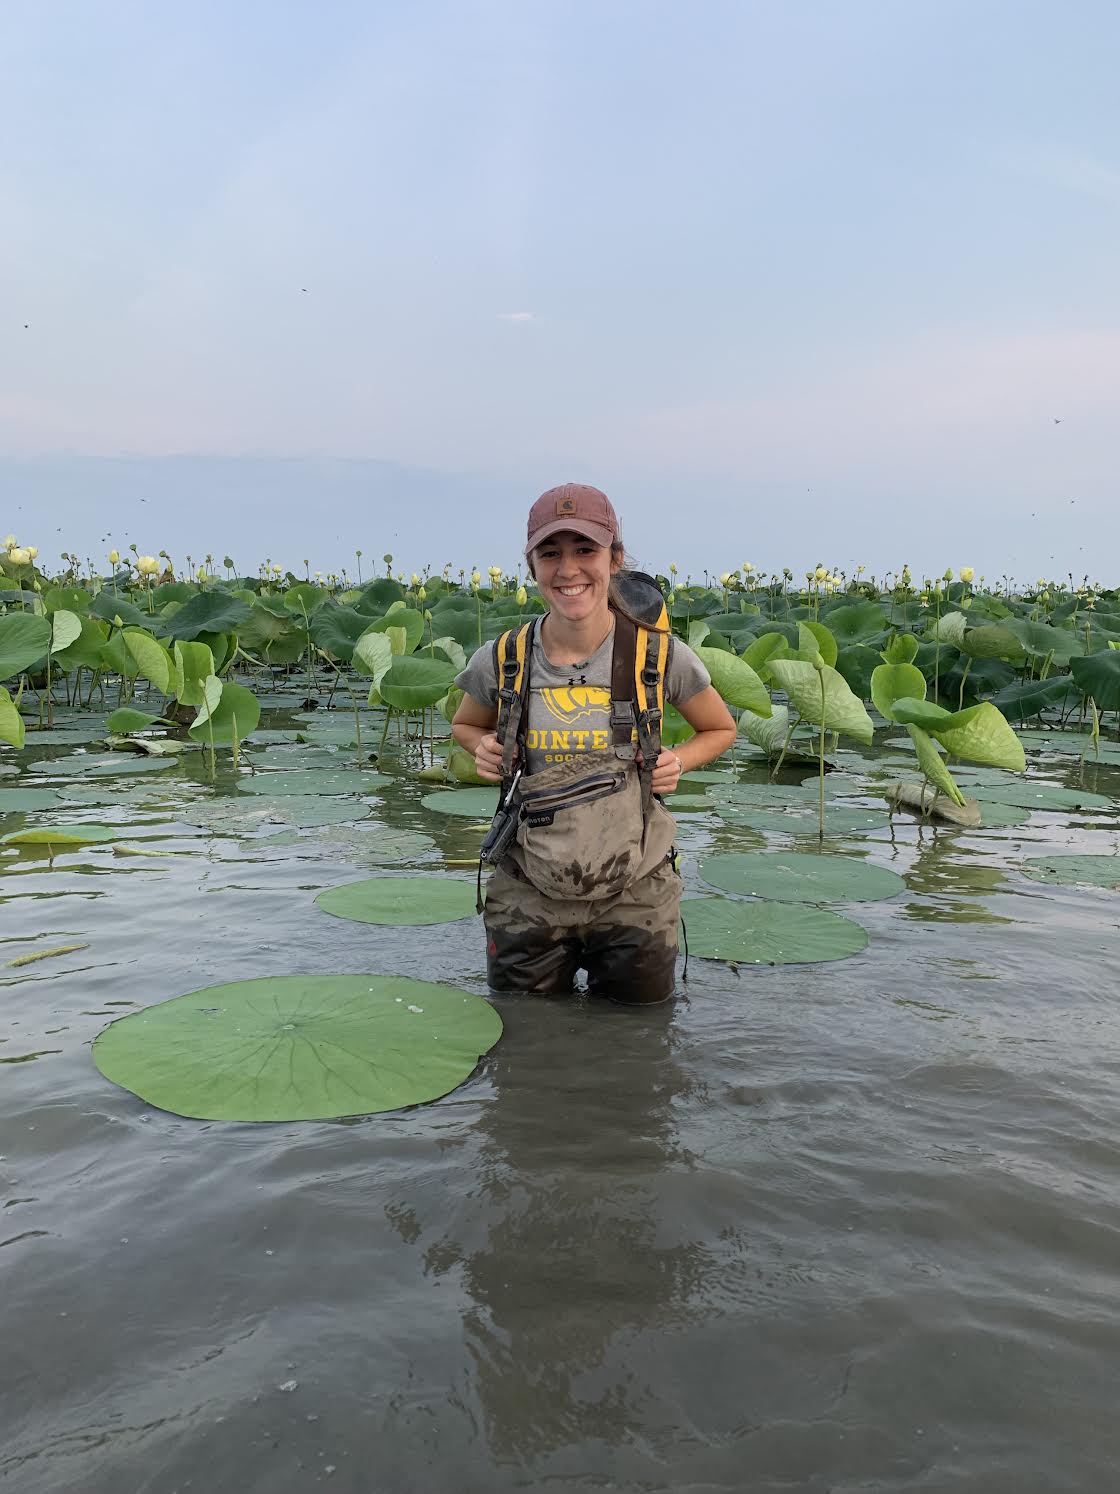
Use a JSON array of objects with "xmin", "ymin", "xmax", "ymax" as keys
[{"xmin": 556, "ymin": 496, "xmax": 577, "ymax": 515}]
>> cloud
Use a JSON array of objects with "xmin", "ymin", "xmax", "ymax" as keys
[{"xmin": 497, "ymin": 311, "xmax": 535, "ymax": 322}]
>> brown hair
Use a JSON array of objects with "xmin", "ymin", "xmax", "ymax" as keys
[{"xmin": 527, "ymin": 537, "xmax": 669, "ymax": 632}]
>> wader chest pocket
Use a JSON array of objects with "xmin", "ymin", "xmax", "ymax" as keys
[{"xmin": 514, "ymin": 764, "xmax": 644, "ymax": 900}]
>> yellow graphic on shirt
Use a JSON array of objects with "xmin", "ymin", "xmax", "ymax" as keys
[{"xmin": 525, "ymin": 684, "xmax": 635, "ymax": 762}]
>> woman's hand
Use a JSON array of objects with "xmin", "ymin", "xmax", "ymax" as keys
[
  {"xmin": 649, "ymin": 748, "xmax": 684, "ymax": 796},
  {"xmin": 474, "ymin": 732, "xmax": 507, "ymax": 783}
]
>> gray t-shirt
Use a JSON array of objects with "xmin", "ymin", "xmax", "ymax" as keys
[{"xmin": 455, "ymin": 618, "xmax": 711, "ymax": 776}]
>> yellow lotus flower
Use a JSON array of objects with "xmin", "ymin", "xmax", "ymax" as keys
[
  {"xmin": 471, "ymin": 569, "xmax": 481, "ymax": 586},
  {"xmin": 959, "ymin": 566, "xmax": 974, "ymax": 583},
  {"xmin": 136, "ymin": 555, "xmax": 160, "ymax": 576},
  {"xmin": 7, "ymin": 545, "xmax": 31, "ymax": 565},
  {"xmin": 814, "ymin": 565, "xmax": 827, "ymax": 581},
  {"xmin": 417, "ymin": 585, "xmax": 427, "ymax": 601},
  {"xmin": 411, "ymin": 573, "xmax": 421, "ymax": 586},
  {"xmin": 719, "ymin": 572, "xmax": 733, "ymax": 586},
  {"xmin": 3, "ymin": 534, "xmax": 15, "ymax": 549},
  {"xmin": 669, "ymin": 562, "xmax": 678, "ymax": 575},
  {"xmin": 488, "ymin": 565, "xmax": 502, "ymax": 581},
  {"xmin": 516, "ymin": 584, "xmax": 528, "ymax": 606},
  {"xmin": 742, "ymin": 561, "xmax": 754, "ymax": 573},
  {"xmin": 108, "ymin": 549, "xmax": 120, "ymax": 566},
  {"xmin": 26, "ymin": 546, "xmax": 38, "ymax": 560}
]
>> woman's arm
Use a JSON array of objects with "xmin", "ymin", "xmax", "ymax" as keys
[
  {"xmin": 650, "ymin": 685, "xmax": 736, "ymax": 795},
  {"xmin": 451, "ymin": 694, "xmax": 503, "ymax": 783}
]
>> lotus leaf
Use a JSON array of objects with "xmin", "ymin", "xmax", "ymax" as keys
[
  {"xmin": 870, "ymin": 663, "xmax": 927, "ymax": 722},
  {"xmin": 907, "ymin": 725, "xmax": 966, "ymax": 806},
  {"xmin": 378, "ymin": 655, "xmax": 458, "ymax": 711},
  {"xmin": 797, "ymin": 621, "xmax": 839, "ymax": 667},
  {"xmin": 88, "ymin": 592, "xmax": 148, "ymax": 628},
  {"xmin": 189, "ymin": 678, "xmax": 262, "ymax": 745},
  {"xmin": 315, "ymin": 875, "xmax": 478, "ymax": 925},
  {"xmin": 362, "ymin": 607, "xmax": 426, "ymax": 655},
  {"xmin": 1069, "ymin": 651, "xmax": 1120, "ymax": 712},
  {"xmin": 993, "ymin": 675, "xmax": 1080, "ymax": 721},
  {"xmin": 182, "ymin": 794, "xmax": 371, "ymax": 832},
  {"xmin": 741, "ymin": 632, "xmax": 789, "ymax": 676},
  {"xmin": 833, "ymin": 644, "xmax": 881, "ymax": 701},
  {"xmin": 0, "ymin": 687, "xmax": 24, "ymax": 749},
  {"xmin": 767, "ymin": 659, "xmax": 874, "ymax": 745},
  {"xmin": 972, "ymin": 782, "xmax": 1113, "ymax": 812},
  {"xmin": 0, "ymin": 613, "xmax": 51, "ymax": 680},
  {"xmin": 681, "ymin": 895, "xmax": 869, "ymax": 964},
  {"xmin": 699, "ymin": 850, "xmax": 904, "ymax": 903},
  {"xmin": 0, "ymin": 787, "xmax": 70, "ymax": 811},
  {"xmin": 1020, "ymin": 855, "xmax": 1120, "ymax": 890},
  {"xmin": 352, "ymin": 629, "xmax": 393, "ymax": 681},
  {"xmin": 421, "ymin": 787, "xmax": 500, "ymax": 818},
  {"xmin": 152, "ymin": 590, "xmax": 251, "ymax": 642},
  {"xmin": 52, "ymin": 617, "xmax": 110, "ymax": 673},
  {"xmin": 92, "ymin": 974, "xmax": 502, "ymax": 1120},
  {"xmin": 716, "ymin": 804, "xmax": 890, "ymax": 836},
  {"xmin": 1006, "ymin": 619, "xmax": 1086, "ymax": 665},
  {"xmin": 123, "ymin": 629, "xmax": 176, "ymax": 694},
  {"xmin": 959, "ymin": 624, "xmax": 1026, "ymax": 661},
  {"xmin": 51, "ymin": 609, "xmax": 82, "ymax": 654},
  {"xmin": 826, "ymin": 601, "xmax": 888, "ymax": 646},
  {"xmin": 695, "ymin": 646, "xmax": 771, "ymax": 714},
  {"xmin": 2, "ymin": 823, "xmax": 116, "ymax": 847},
  {"xmin": 309, "ymin": 604, "xmax": 372, "ymax": 663},
  {"xmin": 929, "ymin": 702, "xmax": 1026, "ymax": 771},
  {"xmin": 889, "ymin": 696, "xmax": 952, "ymax": 729},
  {"xmin": 173, "ymin": 642, "xmax": 217, "ymax": 706},
  {"xmin": 881, "ymin": 633, "xmax": 920, "ymax": 665},
  {"xmin": 106, "ymin": 707, "xmax": 164, "ymax": 733},
  {"xmin": 239, "ymin": 768, "xmax": 389, "ymax": 796},
  {"xmin": 928, "ymin": 610, "xmax": 968, "ymax": 646}
]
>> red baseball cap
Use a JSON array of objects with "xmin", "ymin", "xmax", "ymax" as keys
[{"xmin": 526, "ymin": 483, "xmax": 620, "ymax": 552}]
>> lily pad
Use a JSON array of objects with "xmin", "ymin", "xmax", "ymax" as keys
[
  {"xmin": 699, "ymin": 851, "xmax": 905, "ymax": 904},
  {"xmin": 681, "ymin": 896, "xmax": 869, "ymax": 965},
  {"xmin": 313, "ymin": 825, "xmax": 436, "ymax": 864},
  {"xmin": 972, "ymin": 783, "xmax": 1115, "ymax": 813},
  {"xmin": 0, "ymin": 787, "xmax": 70, "ymax": 813},
  {"xmin": 710, "ymin": 781, "xmax": 821, "ymax": 808},
  {"xmin": 92, "ymin": 974, "xmax": 503, "ymax": 1121},
  {"xmin": 181, "ymin": 795, "xmax": 371, "ymax": 833},
  {"xmin": 315, "ymin": 876, "xmax": 477, "ymax": 926},
  {"xmin": 1020, "ymin": 855, "xmax": 1120, "ymax": 890},
  {"xmin": 29, "ymin": 753, "xmax": 177, "ymax": 778},
  {"xmin": 238, "ymin": 768, "xmax": 390, "ymax": 796},
  {"xmin": 679, "ymin": 769, "xmax": 737, "ymax": 784},
  {"xmin": 420, "ymin": 787, "xmax": 500, "ymax": 818},
  {"xmin": 716, "ymin": 804, "xmax": 891, "ymax": 836},
  {"xmin": 665, "ymin": 793, "xmax": 714, "ymax": 811},
  {"xmin": 2, "ymin": 822, "xmax": 116, "ymax": 847}
]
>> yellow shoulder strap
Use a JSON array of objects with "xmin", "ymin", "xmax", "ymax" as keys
[{"xmin": 634, "ymin": 621, "xmax": 668, "ymax": 719}]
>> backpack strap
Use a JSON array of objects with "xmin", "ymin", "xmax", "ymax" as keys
[
  {"xmin": 495, "ymin": 619, "xmax": 534, "ymax": 781},
  {"xmin": 634, "ymin": 620, "xmax": 668, "ymax": 810},
  {"xmin": 610, "ymin": 614, "xmax": 639, "ymax": 760}
]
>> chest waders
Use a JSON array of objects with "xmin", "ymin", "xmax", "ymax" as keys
[{"xmin": 475, "ymin": 574, "xmax": 688, "ymax": 981}]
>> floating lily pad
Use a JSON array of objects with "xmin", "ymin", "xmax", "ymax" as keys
[
  {"xmin": 420, "ymin": 787, "xmax": 500, "ymax": 818},
  {"xmin": 92, "ymin": 974, "xmax": 503, "ymax": 1121},
  {"xmin": 313, "ymin": 825, "xmax": 436, "ymax": 864},
  {"xmin": 315, "ymin": 875, "xmax": 477, "ymax": 925},
  {"xmin": 680, "ymin": 770, "xmax": 737, "ymax": 784},
  {"xmin": 1, "ymin": 822, "xmax": 116, "ymax": 847},
  {"xmin": 1020, "ymin": 855, "xmax": 1120, "ymax": 890},
  {"xmin": 972, "ymin": 783, "xmax": 1114, "ymax": 813},
  {"xmin": 181, "ymin": 795, "xmax": 371, "ymax": 833},
  {"xmin": 0, "ymin": 787, "xmax": 70, "ymax": 813},
  {"xmin": 238, "ymin": 768, "xmax": 390, "ymax": 796},
  {"xmin": 699, "ymin": 851, "xmax": 905, "ymax": 904},
  {"xmin": 665, "ymin": 793, "xmax": 714, "ymax": 811},
  {"xmin": 681, "ymin": 896, "xmax": 869, "ymax": 965},
  {"xmin": 716, "ymin": 804, "xmax": 891, "ymax": 836},
  {"xmin": 710, "ymin": 781, "xmax": 821, "ymax": 808},
  {"xmin": 29, "ymin": 753, "xmax": 177, "ymax": 778}
]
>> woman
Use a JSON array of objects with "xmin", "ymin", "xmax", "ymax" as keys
[{"xmin": 452, "ymin": 483, "xmax": 736, "ymax": 1002}]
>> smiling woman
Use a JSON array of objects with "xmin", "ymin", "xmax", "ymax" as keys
[{"xmin": 452, "ymin": 483, "xmax": 736, "ymax": 1003}]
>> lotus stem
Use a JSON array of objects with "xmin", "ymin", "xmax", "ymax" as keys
[
  {"xmin": 770, "ymin": 713, "xmax": 799, "ymax": 780},
  {"xmin": 818, "ymin": 669, "xmax": 826, "ymax": 845}
]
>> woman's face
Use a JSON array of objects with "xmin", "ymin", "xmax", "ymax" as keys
[{"xmin": 530, "ymin": 531, "xmax": 619, "ymax": 624}]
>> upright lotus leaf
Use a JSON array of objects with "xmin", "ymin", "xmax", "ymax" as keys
[
  {"xmin": 833, "ymin": 644, "xmax": 880, "ymax": 702},
  {"xmin": 152, "ymin": 590, "xmax": 251, "ymax": 642},
  {"xmin": 429, "ymin": 636, "xmax": 467, "ymax": 671},
  {"xmin": 352, "ymin": 628, "xmax": 394, "ymax": 679},
  {"xmin": 688, "ymin": 619, "xmax": 711, "ymax": 649},
  {"xmin": 173, "ymin": 641, "xmax": 216, "ymax": 706},
  {"xmin": 51, "ymin": 609, "xmax": 82, "ymax": 655},
  {"xmin": 362, "ymin": 607, "xmax": 425, "ymax": 655},
  {"xmin": 797, "ymin": 621, "xmax": 838, "ymax": 668},
  {"xmin": 105, "ymin": 706, "xmax": 164, "ymax": 733},
  {"xmin": 928, "ymin": 610, "xmax": 967, "ymax": 646},
  {"xmin": 1007, "ymin": 618, "xmax": 1086, "ymax": 666},
  {"xmin": 907, "ymin": 725, "xmax": 967, "ymax": 806},
  {"xmin": 870, "ymin": 662, "xmax": 927, "ymax": 722},
  {"xmin": 0, "ymin": 613, "xmax": 51, "ymax": 680},
  {"xmin": 661, "ymin": 703, "xmax": 696, "ymax": 746},
  {"xmin": 379, "ymin": 655, "xmax": 458, "ymax": 711},
  {"xmin": 189, "ymin": 677, "xmax": 261, "ymax": 744},
  {"xmin": 888, "ymin": 696, "xmax": 953, "ymax": 730},
  {"xmin": 438, "ymin": 685, "xmax": 464, "ymax": 725},
  {"xmin": 88, "ymin": 591, "xmax": 148, "ymax": 628},
  {"xmin": 0, "ymin": 685, "xmax": 23, "ymax": 748},
  {"xmin": 767, "ymin": 659, "xmax": 873, "ymax": 745},
  {"xmin": 959, "ymin": 624, "xmax": 1026, "ymax": 661},
  {"xmin": 826, "ymin": 601, "xmax": 888, "ymax": 646},
  {"xmin": 195, "ymin": 631, "xmax": 234, "ymax": 675},
  {"xmin": 282, "ymin": 582, "xmax": 328, "ymax": 614},
  {"xmin": 881, "ymin": 632, "xmax": 920, "ymax": 665},
  {"xmin": 238, "ymin": 597, "xmax": 294, "ymax": 652},
  {"xmin": 123, "ymin": 628, "xmax": 173, "ymax": 694},
  {"xmin": 309, "ymin": 603, "xmax": 371, "ymax": 663},
  {"xmin": 51, "ymin": 616, "xmax": 109, "ymax": 673},
  {"xmin": 737, "ymin": 704, "xmax": 818, "ymax": 762},
  {"xmin": 992, "ymin": 674, "xmax": 1080, "ymax": 721},
  {"xmin": 1070, "ymin": 651, "xmax": 1120, "ymax": 712},
  {"xmin": 695, "ymin": 646, "xmax": 771, "ymax": 714},
  {"xmin": 448, "ymin": 738, "xmax": 488, "ymax": 784},
  {"xmin": 929, "ymin": 701, "xmax": 1026, "ymax": 771},
  {"xmin": 741, "ymin": 632, "xmax": 789, "ymax": 679},
  {"xmin": 43, "ymin": 586, "xmax": 91, "ymax": 615},
  {"xmin": 386, "ymin": 626, "xmax": 408, "ymax": 657}
]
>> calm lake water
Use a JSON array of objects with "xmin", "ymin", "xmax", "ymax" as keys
[{"xmin": 3, "ymin": 713, "xmax": 1119, "ymax": 1492}]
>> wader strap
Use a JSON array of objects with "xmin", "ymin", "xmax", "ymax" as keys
[
  {"xmin": 610, "ymin": 614, "xmax": 638, "ymax": 760},
  {"xmin": 634, "ymin": 626, "xmax": 668, "ymax": 811},
  {"xmin": 495, "ymin": 620, "xmax": 533, "ymax": 781}
]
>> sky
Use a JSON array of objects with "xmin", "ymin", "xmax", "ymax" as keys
[{"xmin": 2, "ymin": 0, "xmax": 1118, "ymax": 583}]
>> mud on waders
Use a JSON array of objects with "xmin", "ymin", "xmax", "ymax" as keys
[{"xmin": 475, "ymin": 572, "xmax": 689, "ymax": 979}]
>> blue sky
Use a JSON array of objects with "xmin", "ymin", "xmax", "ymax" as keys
[{"xmin": 2, "ymin": 0, "xmax": 1118, "ymax": 582}]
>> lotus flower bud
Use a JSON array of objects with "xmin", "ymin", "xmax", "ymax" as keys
[
  {"xmin": 488, "ymin": 565, "xmax": 502, "ymax": 581},
  {"xmin": 959, "ymin": 566, "xmax": 974, "ymax": 583},
  {"xmin": 943, "ymin": 566, "xmax": 954, "ymax": 582},
  {"xmin": 814, "ymin": 565, "xmax": 827, "ymax": 581},
  {"xmin": 411, "ymin": 573, "xmax": 421, "ymax": 586},
  {"xmin": 669, "ymin": 562, "xmax": 678, "ymax": 574},
  {"xmin": 719, "ymin": 572, "xmax": 733, "ymax": 586},
  {"xmin": 417, "ymin": 585, "xmax": 427, "ymax": 601},
  {"xmin": 471, "ymin": 569, "xmax": 481, "ymax": 587},
  {"xmin": 108, "ymin": 549, "xmax": 120, "ymax": 565},
  {"xmin": 516, "ymin": 584, "xmax": 528, "ymax": 606}
]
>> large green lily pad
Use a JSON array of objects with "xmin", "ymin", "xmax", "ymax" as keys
[
  {"xmin": 315, "ymin": 875, "xmax": 477, "ymax": 926},
  {"xmin": 716, "ymin": 804, "xmax": 891, "ymax": 836},
  {"xmin": 699, "ymin": 851, "xmax": 905, "ymax": 904},
  {"xmin": 0, "ymin": 787, "xmax": 70, "ymax": 813},
  {"xmin": 314, "ymin": 825, "xmax": 436, "ymax": 864},
  {"xmin": 238, "ymin": 768, "xmax": 390, "ymax": 796},
  {"xmin": 29, "ymin": 753, "xmax": 177, "ymax": 778},
  {"xmin": 181, "ymin": 795, "xmax": 371, "ymax": 833},
  {"xmin": 92, "ymin": 975, "xmax": 502, "ymax": 1121},
  {"xmin": 420, "ymin": 787, "xmax": 500, "ymax": 818},
  {"xmin": 972, "ymin": 783, "xmax": 1114, "ymax": 813},
  {"xmin": 681, "ymin": 896, "xmax": 869, "ymax": 964},
  {"xmin": 2, "ymin": 823, "xmax": 116, "ymax": 847},
  {"xmin": 710, "ymin": 781, "xmax": 823, "ymax": 808},
  {"xmin": 1020, "ymin": 855, "xmax": 1120, "ymax": 890},
  {"xmin": 665, "ymin": 793, "xmax": 713, "ymax": 811}
]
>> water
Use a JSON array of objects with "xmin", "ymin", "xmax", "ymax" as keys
[{"xmin": 3, "ymin": 722, "xmax": 1120, "ymax": 1492}]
